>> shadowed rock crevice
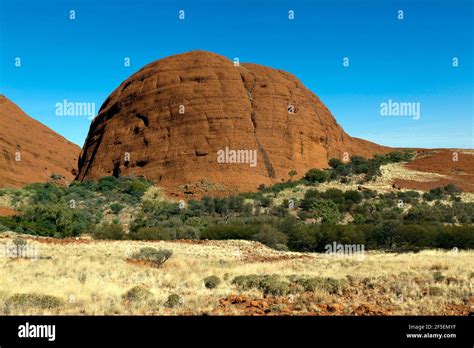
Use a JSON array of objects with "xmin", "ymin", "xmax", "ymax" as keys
[{"xmin": 240, "ymin": 66, "xmax": 276, "ymax": 179}]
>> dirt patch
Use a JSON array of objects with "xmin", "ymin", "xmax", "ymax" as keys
[
  {"xmin": 395, "ymin": 150, "xmax": 474, "ymax": 192},
  {"xmin": 0, "ymin": 207, "xmax": 18, "ymax": 217},
  {"xmin": 215, "ymin": 294, "xmax": 394, "ymax": 316}
]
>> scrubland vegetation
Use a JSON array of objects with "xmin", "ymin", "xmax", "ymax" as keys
[
  {"xmin": 0, "ymin": 150, "xmax": 472, "ymax": 315},
  {"xmin": 0, "ymin": 234, "xmax": 471, "ymax": 315},
  {"xmin": 0, "ymin": 151, "xmax": 471, "ymax": 253}
]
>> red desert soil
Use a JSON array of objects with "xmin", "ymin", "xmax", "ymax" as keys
[
  {"xmin": 216, "ymin": 295, "xmax": 394, "ymax": 316},
  {"xmin": 215, "ymin": 294, "xmax": 471, "ymax": 316},
  {"xmin": 0, "ymin": 95, "xmax": 81, "ymax": 188},
  {"xmin": 393, "ymin": 149, "xmax": 474, "ymax": 192},
  {"xmin": 0, "ymin": 207, "xmax": 17, "ymax": 217},
  {"xmin": 76, "ymin": 50, "xmax": 391, "ymax": 195}
]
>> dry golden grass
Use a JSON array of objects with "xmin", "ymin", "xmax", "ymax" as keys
[{"xmin": 0, "ymin": 233, "xmax": 472, "ymax": 315}]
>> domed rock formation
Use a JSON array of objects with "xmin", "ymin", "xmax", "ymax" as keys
[
  {"xmin": 0, "ymin": 95, "xmax": 81, "ymax": 187},
  {"xmin": 76, "ymin": 51, "xmax": 389, "ymax": 194}
]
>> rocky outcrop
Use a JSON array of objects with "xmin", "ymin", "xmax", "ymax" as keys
[
  {"xmin": 76, "ymin": 50, "xmax": 390, "ymax": 193},
  {"xmin": 0, "ymin": 95, "xmax": 80, "ymax": 187}
]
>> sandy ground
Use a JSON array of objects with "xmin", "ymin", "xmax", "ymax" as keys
[{"xmin": 0, "ymin": 233, "xmax": 472, "ymax": 316}]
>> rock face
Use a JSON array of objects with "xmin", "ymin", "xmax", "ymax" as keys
[
  {"xmin": 77, "ymin": 51, "xmax": 389, "ymax": 193},
  {"xmin": 0, "ymin": 95, "xmax": 81, "ymax": 187}
]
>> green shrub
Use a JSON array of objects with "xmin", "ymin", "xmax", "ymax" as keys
[
  {"xmin": 231, "ymin": 275, "xmax": 289, "ymax": 296},
  {"xmin": 26, "ymin": 183, "xmax": 63, "ymax": 204},
  {"xmin": 164, "ymin": 294, "xmax": 181, "ymax": 308},
  {"xmin": 433, "ymin": 271, "xmax": 445, "ymax": 283},
  {"xmin": 201, "ymin": 223, "xmax": 259, "ymax": 240},
  {"xmin": 344, "ymin": 190, "xmax": 363, "ymax": 204},
  {"xmin": 93, "ymin": 223, "xmax": 126, "ymax": 240},
  {"xmin": 122, "ymin": 179, "xmax": 149, "ymax": 197},
  {"xmin": 231, "ymin": 274, "xmax": 264, "ymax": 290},
  {"xmin": 6, "ymin": 293, "xmax": 63, "ymax": 309},
  {"xmin": 428, "ymin": 286, "xmax": 443, "ymax": 296},
  {"xmin": 307, "ymin": 199, "xmax": 341, "ymax": 224},
  {"xmin": 175, "ymin": 225, "xmax": 200, "ymax": 240},
  {"xmin": 293, "ymin": 277, "xmax": 344, "ymax": 294},
  {"xmin": 129, "ymin": 227, "xmax": 175, "ymax": 240},
  {"xmin": 203, "ymin": 276, "xmax": 221, "ymax": 289},
  {"xmin": 110, "ymin": 203, "xmax": 125, "ymax": 214},
  {"xmin": 304, "ymin": 169, "xmax": 329, "ymax": 183},
  {"xmin": 122, "ymin": 285, "xmax": 153, "ymax": 302},
  {"xmin": 131, "ymin": 247, "xmax": 172, "ymax": 268},
  {"xmin": 254, "ymin": 224, "xmax": 288, "ymax": 249},
  {"xmin": 97, "ymin": 176, "xmax": 119, "ymax": 192},
  {"xmin": 18, "ymin": 203, "xmax": 91, "ymax": 237},
  {"xmin": 259, "ymin": 275, "xmax": 289, "ymax": 296},
  {"xmin": 444, "ymin": 183, "xmax": 462, "ymax": 194}
]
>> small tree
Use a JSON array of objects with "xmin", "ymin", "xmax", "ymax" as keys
[{"xmin": 131, "ymin": 247, "xmax": 173, "ymax": 268}]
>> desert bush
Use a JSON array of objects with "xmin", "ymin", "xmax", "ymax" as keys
[
  {"xmin": 259, "ymin": 275, "xmax": 290, "ymax": 296},
  {"xmin": 6, "ymin": 293, "xmax": 63, "ymax": 309},
  {"xmin": 231, "ymin": 275, "xmax": 289, "ymax": 296},
  {"xmin": 433, "ymin": 271, "xmax": 445, "ymax": 283},
  {"xmin": 254, "ymin": 224, "xmax": 288, "ymax": 249},
  {"xmin": 203, "ymin": 276, "xmax": 221, "ymax": 289},
  {"xmin": 164, "ymin": 294, "xmax": 181, "ymax": 308},
  {"xmin": 97, "ymin": 176, "xmax": 120, "ymax": 192},
  {"xmin": 423, "ymin": 187, "xmax": 445, "ymax": 201},
  {"xmin": 397, "ymin": 191, "xmax": 420, "ymax": 204},
  {"xmin": 231, "ymin": 274, "xmax": 264, "ymax": 290},
  {"xmin": 122, "ymin": 285, "xmax": 153, "ymax": 302},
  {"xmin": 304, "ymin": 169, "xmax": 329, "ymax": 183},
  {"xmin": 307, "ymin": 199, "xmax": 341, "ymax": 224},
  {"xmin": 121, "ymin": 179, "xmax": 150, "ymax": 197},
  {"xmin": 201, "ymin": 223, "xmax": 259, "ymax": 240},
  {"xmin": 109, "ymin": 203, "xmax": 125, "ymax": 214},
  {"xmin": 16, "ymin": 203, "xmax": 91, "ymax": 237},
  {"xmin": 129, "ymin": 227, "xmax": 175, "ymax": 240},
  {"xmin": 93, "ymin": 222, "xmax": 126, "ymax": 240},
  {"xmin": 428, "ymin": 286, "xmax": 443, "ymax": 296},
  {"xmin": 131, "ymin": 247, "xmax": 173, "ymax": 268},
  {"xmin": 175, "ymin": 225, "xmax": 200, "ymax": 240},
  {"xmin": 327, "ymin": 151, "xmax": 413, "ymax": 182},
  {"xmin": 25, "ymin": 182, "xmax": 63, "ymax": 204},
  {"xmin": 344, "ymin": 190, "xmax": 363, "ymax": 204},
  {"xmin": 293, "ymin": 277, "xmax": 344, "ymax": 294}
]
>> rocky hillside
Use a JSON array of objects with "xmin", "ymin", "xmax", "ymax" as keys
[{"xmin": 0, "ymin": 95, "xmax": 80, "ymax": 187}]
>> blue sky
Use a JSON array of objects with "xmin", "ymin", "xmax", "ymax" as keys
[{"xmin": 0, "ymin": 0, "xmax": 472, "ymax": 148}]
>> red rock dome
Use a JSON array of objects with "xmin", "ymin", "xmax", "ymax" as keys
[{"xmin": 76, "ymin": 51, "xmax": 389, "ymax": 194}]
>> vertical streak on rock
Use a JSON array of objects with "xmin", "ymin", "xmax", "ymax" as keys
[{"xmin": 240, "ymin": 67, "xmax": 276, "ymax": 179}]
